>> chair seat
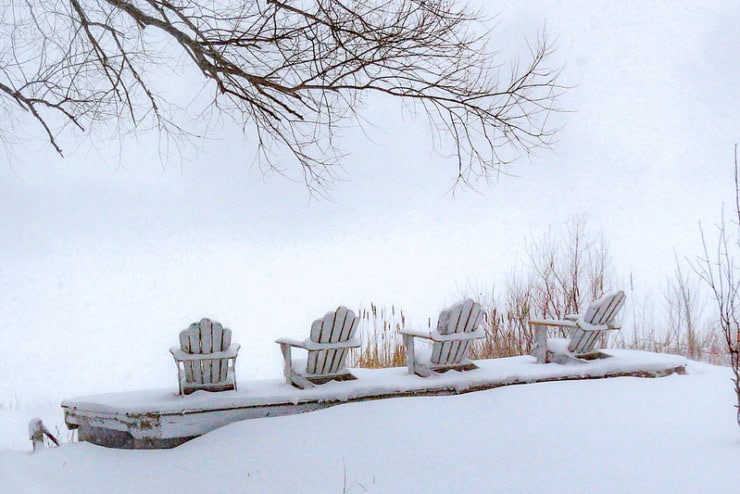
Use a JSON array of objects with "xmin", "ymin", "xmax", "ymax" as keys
[{"xmin": 546, "ymin": 337, "xmax": 570, "ymax": 354}]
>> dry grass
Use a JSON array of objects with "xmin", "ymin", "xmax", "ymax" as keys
[
  {"xmin": 349, "ymin": 298, "xmax": 729, "ymax": 369},
  {"xmin": 469, "ymin": 305, "xmax": 533, "ymax": 359},
  {"xmin": 348, "ymin": 304, "xmax": 407, "ymax": 369},
  {"xmin": 611, "ymin": 323, "xmax": 727, "ymax": 365}
]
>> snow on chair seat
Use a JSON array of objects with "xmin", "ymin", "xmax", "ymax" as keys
[
  {"xmin": 276, "ymin": 306, "xmax": 361, "ymax": 389},
  {"xmin": 170, "ymin": 318, "xmax": 240, "ymax": 395},
  {"xmin": 528, "ymin": 290, "xmax": 626, "ymax": 364},
  {"xmin": 400, "ymin": 298, "xmax": 485, "ymax": 377}
]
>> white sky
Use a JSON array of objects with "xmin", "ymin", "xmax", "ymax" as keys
[{"xmin": 1, "ymin": 1, "xmax": 739, "ymax": 398}]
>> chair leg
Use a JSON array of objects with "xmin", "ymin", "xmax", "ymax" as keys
[
  {"xmin": 413, "ymin": 363, "xmax": 433, "ymax": 378},
  {"xmin": 291, "ymin": 374, "xmax": 314, "ymax": 389},
  {"xmin": 279, "ymin": 343, "xmax": 293, "ymax": 385},
  {"xmin": 532, "ymin": 325, "xmax": 548, "ymax": 364},
  {"xmin": 175, "ymin": 360, "xmax": 184, "ymax": 396},
  {"xmin": 402, "ymin": 334, "xmax": 416, "ymax": 375}
]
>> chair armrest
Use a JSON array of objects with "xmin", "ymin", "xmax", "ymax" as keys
[
  {"xmin": 400, "ymin": 327, "xmax": 485, "ymax": 342},
  {"xmin": 398, "ymin": 328, "xmax": 434, "ymax": 339},
  {"xmin": 276, "ymin": 337, "xmax": 361, "ymax": 351},
  {"xmin": 170, "ymin": 345, "xmax": 240, "ymax": 361},
  {"xmin": 528, "ymin": 317, "xmax": 619, "ymax": 332},
  {"xmin": 528, "ymin": 318, "xmax": 577, "ymax": 328},
  {"xmin": 275, "ymin": 337, "xmax": 306, "ymax": 348}
]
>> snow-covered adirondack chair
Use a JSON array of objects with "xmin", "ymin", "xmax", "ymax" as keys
[
  {"xmin": 529, "ymin": 290, "xmax": 626, "ymax": 364},
  {"xmin": 170, "ymin": 318, "xmax": 240, "ymax": 395},
  {"xmin": 399, "ymin": 299, "xmax": 485, "ymax": 377},
  {"xmin": 275, "ymin": 306, "xmax": 361, "ymax": 389}
]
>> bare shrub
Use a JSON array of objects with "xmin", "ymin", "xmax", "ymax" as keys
[
  {"xmin": 613, "ymin": 262, "xmax": 725, "ymax": 364},
  {"xmin": 349, "ymin": 220, "xmax": 613, "ymax": 368},
  {"xmin": 471, "ymin": 219, "xmax": 613, "ymax": 359},
  {"xmin": 692, "ymin": 144, "xmax": 740, "ymax": 424}
]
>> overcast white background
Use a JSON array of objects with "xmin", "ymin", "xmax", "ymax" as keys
[{"xmin": 1, "ymin": 1, "xmax": 739, "ymax": 404}]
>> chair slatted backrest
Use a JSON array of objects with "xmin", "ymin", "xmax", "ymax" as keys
[
  {"xmin": 431, "ymin": 299, "xmax": 483, "ymax": 365},
  {"xmin": 568, "ymin": 291, "xmax": 626, "ymax": 354},
  {"xmin": 179, "ymin": 318, "xmax": 232, "ymax": 384},
  {"xmin": 306, "ymin": 306, "xmax": 359, "ymax": 376}
]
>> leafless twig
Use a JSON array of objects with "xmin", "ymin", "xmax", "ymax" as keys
[{"xmin": 0, "ymin": 0, "xmax": 565, "ymax": 192}]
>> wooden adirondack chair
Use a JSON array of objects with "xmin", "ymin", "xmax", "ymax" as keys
[
  {"xmin": 276, "ymin": 306, "xmax": 361, "ymax": 389},
  {"xmin": 529, "ymin": 290, "xmax": 626, "ymax": 364},
  {"xmin": 170, "ymin": 318, "xmax": 240, "ymax": 395},
  {"xmin": 399, "ymin": 299, "xmax": 485, "ymax": 377}
]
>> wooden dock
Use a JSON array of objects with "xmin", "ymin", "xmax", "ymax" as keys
[{"xmin": 62, "ymin": 350, "xmax": 687, "ymax": 449}]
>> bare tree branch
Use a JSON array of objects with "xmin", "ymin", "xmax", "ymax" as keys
[{"xmin": 0, "ymin": 0, "xmax": 565, "ymax": 192}]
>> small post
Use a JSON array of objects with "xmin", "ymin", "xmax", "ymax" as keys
[{"xmin": 29, "ymin": 418, "xmax": 60, "ymax": 451}]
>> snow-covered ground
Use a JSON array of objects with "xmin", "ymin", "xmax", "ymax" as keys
[
  {"xmin": 2, "ymin": 1, "xmax": 739, "ymax": 491},
  {"xmin": 2, "ymin": 360, "xmax": 738, "ymax": 494}
]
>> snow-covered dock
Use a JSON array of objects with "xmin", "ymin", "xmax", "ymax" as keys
[{"xmin": 62, "ymin": 350, "xmax": 687, "ymax": 449}]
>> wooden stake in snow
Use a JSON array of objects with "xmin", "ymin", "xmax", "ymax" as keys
[{"xmin": 28, "ymin": 418, "xmax": 59, "ymax": 451}]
